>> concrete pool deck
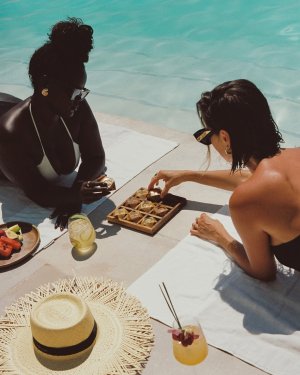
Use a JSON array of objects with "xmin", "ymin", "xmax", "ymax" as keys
[{"xmin": 0, "ymin": 112, "xmax": 267, "ymax": 375}]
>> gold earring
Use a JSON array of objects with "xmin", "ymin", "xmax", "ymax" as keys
[
  {"xmin": 41, "ymin": 88, "xmax": 48, "ymax": 97},
  {"xmin": 225, "ymin": 146, "xmax": 232, "ymax": 155}
]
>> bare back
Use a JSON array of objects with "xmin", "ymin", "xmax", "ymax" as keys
[{"xmin": 231, "ymin": 148, "xmax": 300, "ymax": 246}]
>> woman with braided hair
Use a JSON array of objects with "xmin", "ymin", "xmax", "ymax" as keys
[
  {"xmin": 149, "ymin": 79, "xmax": 300, "ymax": 280},
  {"xmin": 0, "ymin": 18, "xmax": 109, "ymax": 229}
]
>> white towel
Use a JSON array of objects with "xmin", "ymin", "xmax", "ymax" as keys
[
  {"xmin": 0, "ymin": 120, "xmax": 177, "ymax": 250},
  {"xmin": 128, "ymin": 213, "xmax": 300, "ymax": 375}
]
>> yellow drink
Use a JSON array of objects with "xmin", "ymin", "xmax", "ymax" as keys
[
  {"xmin": 68, "ymin": 214, "xmax": 96, "ymax": 252},
  {"xmin": 172, "ymin": 324, "xmax": 208, "ymax": 365}
]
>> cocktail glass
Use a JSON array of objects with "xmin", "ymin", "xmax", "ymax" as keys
[
  {"xmin": 171, "ymin": 315, "xmax": 208, "ymax": 366},
  {"xmin": 68, "ymin": 213, "xmax": 96, "ymax": 252}
]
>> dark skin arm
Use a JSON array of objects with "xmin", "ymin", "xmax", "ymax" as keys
[
  {"xmin": 0, "ymin": 99, "xmax": 108, "ymax": 228},
  {"xmin": 73, "ymin": 100, "xmax": 106, "ymax": 181},
  {"xmin": 73, "ymin": 102, "xmax": 108, "ymax": 203}
]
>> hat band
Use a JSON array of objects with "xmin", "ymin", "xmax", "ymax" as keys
[{"xmin": 33, "ymin": 321, "xmax": 97, "ymax": 356}]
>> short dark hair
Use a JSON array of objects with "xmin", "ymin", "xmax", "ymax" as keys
[
  {"xmin": 197, "ymin": 79, "xmax": 284, "ymax": 171},
  {"xmin": 28, "ymin": 17, "xmax": 93, "ymax": 89}
]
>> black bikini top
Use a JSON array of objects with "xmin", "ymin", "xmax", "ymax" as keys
[{"xmin": 271, "ymin": 235, "xmax": 300, "ymax": 272}]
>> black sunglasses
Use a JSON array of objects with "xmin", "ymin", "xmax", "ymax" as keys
[
  {"xmin": 52, "ymin": 79, "xmax": 90, "ymax": 102},
  {"xmin": 70, "ymin": 87, "xmax": 90, "ymax": 101},
  {"xmin": 194, "ymin": 100, "xmax": 214, "ymax": 145},
  {"xmin": 193, "ymin": 128, "xmax": 214, "ymax": 145}
]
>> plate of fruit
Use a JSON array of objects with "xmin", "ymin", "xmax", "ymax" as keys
[{"xmin": 0, "ymin": 221, "xmax": 40, "ymax": 268}]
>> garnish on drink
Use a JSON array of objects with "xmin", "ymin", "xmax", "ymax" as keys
[
  {"xmin": 159, "ymin": 282, "xmax": 199, "ymax": 347},
  {"xmin": 168, "ymin": 328, "xmax": 199, "ymax": 347},
  {"xmin": 159, "ymin": 282, "xmax": 208, "ymax": 365}
]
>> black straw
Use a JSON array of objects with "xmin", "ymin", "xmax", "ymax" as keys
[{"xmin": 159, "ymin": 282, "xmax": 182, "ymax": 330}]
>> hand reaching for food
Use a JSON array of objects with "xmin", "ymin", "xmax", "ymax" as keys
[{"xmin": 80, "ymin": 175, "xmax": 116, "ymax": 204}]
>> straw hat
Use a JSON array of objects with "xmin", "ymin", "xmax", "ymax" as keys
[
  {"xmin": 0, "ymin": 277, "xmax": 154, "ymax": 375},
  {"xmin": 30, "ymin": 293, "xmax": 97, "ymax": 361}
]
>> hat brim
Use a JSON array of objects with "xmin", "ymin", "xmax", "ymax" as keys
[{"xmin": 1, "ymin": 277, "xmax": 154, "ymax": 375}]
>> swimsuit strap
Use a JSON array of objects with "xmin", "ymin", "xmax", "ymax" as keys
[
  {"xmin": 56, "ymin": 114, "xmax": 80, "ymax": 168},
  {"xmin": 29, "ymin": 102, "xmax": 75, "ymax": 153},
  {"xmin": 29, "ymin": 102, "xmax": 46, "ymax": 156},
  {"xmin": 29, "ymin": 102, "xmax": 80, "ymax": 177},
  {"xmin": 60, "ymin": 116, "xmax": 73, "ymax": 139}
]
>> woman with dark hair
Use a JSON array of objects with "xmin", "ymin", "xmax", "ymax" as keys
[
  {"xmin": 0, "ymin": 18, "xmax": 110, "ymax": 230},
  {"xmin": 149, "ymin": 79, "xmax": 300, "ymax": 280}
]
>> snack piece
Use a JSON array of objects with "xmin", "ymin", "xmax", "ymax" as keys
[
  {"xmin": 141, "ymin": 216, "xmax": 157, "ymax": 228},
  {"xmin": 152, "ymin": 206, "xmax": 169, "ymax": 217},
  {"xmin": 112, "ymin": 207, "xmax": 128, "ymax": 219},
  {"xmin": 139, "ymin": 201, "xmax": 154, "ymax": 213},
  {"xmin": 147, "ymin": 188, "xmax": 162, "ymax": 203},
  {"xmin": 127, "ymin": 210, "xmax": 143, "ymax": 223},
  {"xmin": 97, "ymin": 175, "xmax": 116, "ymax": 191},
  {"xmin": 125, "ymin": 197, "xmax": 141, "ymax": 208},
  {"xmin": 135, "ymin": 188, "xmax": 148, "ymax": 200}
]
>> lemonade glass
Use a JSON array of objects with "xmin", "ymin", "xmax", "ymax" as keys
[
  {"xmin": 172, "ymin": 316, "xmax": 208, "ymax": 366},
  {"xmin": 68, "ymin": 213, "xmax": 96, "ymax": 252}
]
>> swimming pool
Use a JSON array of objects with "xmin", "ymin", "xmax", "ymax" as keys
[{"xmin": 1, "ymin": 0, "xmax": 300, "ymax": 146}]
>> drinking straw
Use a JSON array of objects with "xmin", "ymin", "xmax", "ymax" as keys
[{"xmin": 159, "ymin": 282, "xmax": 182, "ymax": 330}]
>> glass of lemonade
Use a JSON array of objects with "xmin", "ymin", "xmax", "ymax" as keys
[
  {"xmin": 172, "ymin": 316, "xmax": 208, "ymax": 366},
  {"xmin": 68, "ymin": 213, "xmax": 96, "ymax": 252}
]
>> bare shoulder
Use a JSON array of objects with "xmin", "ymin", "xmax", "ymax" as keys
[
  {"xmin": 0, "ymin": 99, "xmax": 31, "ymax": 138},
  {"xmin": 230, "ymin": 159, "xmax": 285, "ymax": 211}
]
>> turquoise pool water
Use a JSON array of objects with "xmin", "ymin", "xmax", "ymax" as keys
[{"xmin": 1, "ymin": 0, "xmax": 300, "ymax": 145}]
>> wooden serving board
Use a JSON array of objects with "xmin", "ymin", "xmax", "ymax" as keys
[
  {"xmin": 0, "ymin": 221, "xmax": 40, "ymax": 268},
  {"xmin": 107, "ymin": 188, "xmax": 186, "ymax": 235}
]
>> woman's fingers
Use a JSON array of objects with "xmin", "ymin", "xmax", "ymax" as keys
[
  {"xmin": 148, "ymin": 171, "xmax": 172, "ymax": 197},
  {"xmin": 192, "ymin": 222, "xmax": 198, "ymax": 230},
  {"xmin": 190, "ymin": 228, "xmax": 200, "ymax": 237},
  {"xmin": 51, "ymin": 211, "xmax": 69, "ymax": 231},
  {"xmin": 190, "ymin": 213, "xmax": 212, "ymax": 238},
  {"xmin": 59, "ymin": 214, "xmax": 69, "ymax": 231},
  {"xmin": 148, "ymin": 171, "xmax": 161, "ymax": 190},
  {"xmin": 84, "ymin": 180, "xmax": 105, "ymax": 189},
  {"xmin": 82, "ymin": 180, "xmax": 110, "ymax": 197},
  {"xmin": 190, "ymin": 213, "xmax": 225, "ymax": 244}
]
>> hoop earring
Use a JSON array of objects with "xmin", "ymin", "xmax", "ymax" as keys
[
  {"xmin": 225, "ymin": 146, "xmax": 232, "ymax": 155},
  {"xmin": 41, "ymin": 88, "xmax": 48, "ymax": 97}
]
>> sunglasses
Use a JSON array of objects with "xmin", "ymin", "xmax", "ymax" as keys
[
  {"xmin": 70, "ymin": 87, "xmax": 90, "ymax": 101},
  {"xmin": 193, "ymin": 128, "xmax": 214, "ymax": 145},
  {"xmin": 194, "ymin": 101, "xmax": 214, "ymax": 145}
]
